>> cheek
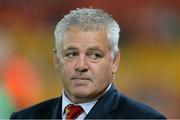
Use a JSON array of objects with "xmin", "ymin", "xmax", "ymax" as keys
[
  {"xmin": 59, "ymin": 62, "xmax": 74, "ymax": 79},
  {"xmin": 92, "ymin": 62, "xmax": 113, "ymax": 83},
  {"xmin": 59, "ymin": 63, "xmax": 74, "ymax": 89}
]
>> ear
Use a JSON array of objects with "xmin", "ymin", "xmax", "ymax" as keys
[
  {"xmin": 112, "ymin": 51, "xmax": 120, "ymax": 74},
  {"xmin": 53, "ymin": 48, "xmax": 59, "ymax": 69}
]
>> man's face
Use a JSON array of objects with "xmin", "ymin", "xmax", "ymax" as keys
[{"xmin": 54, "ymin": 26, "xmax": 120, "ymax": 103}]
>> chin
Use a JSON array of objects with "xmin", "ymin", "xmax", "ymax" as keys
[
  {"xmin": 72, "ymin": 90, "xmax": 92, "ymax": 98},
  {"xmin": 73, "ymin": 90, "xmax": 91, "ymax": 96}
]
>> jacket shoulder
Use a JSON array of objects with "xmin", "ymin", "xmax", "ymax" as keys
[
  {"xmin": 112, "ymin": 93, "xmax": 166, "ymax": 119},
  {"xmin": 10, "ymin": 97, "xmax": 60, "ymax": 119}
]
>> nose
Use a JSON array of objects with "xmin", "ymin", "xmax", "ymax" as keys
[{"xmin": 75, "ymin": 54, "xmax": 88, "ymax": 73}]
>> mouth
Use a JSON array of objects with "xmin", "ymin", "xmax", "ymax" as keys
[
  {"xmin": 70, "ymin": 77, "xmax": 91, "ymax": 85},
  {"xmin": 71, "ymin": 77, "xmax": 90, "ymax": 81}
]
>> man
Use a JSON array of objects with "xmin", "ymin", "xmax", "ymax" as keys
[{"xmin": 10, "ymin": 8, "xmax": 166, "ymax": 119}]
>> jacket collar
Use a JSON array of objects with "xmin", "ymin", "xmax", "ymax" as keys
[
  {"xmin": 51, "ymin": 97, "xmax": 62, "ymax": 119},
  {"xmin": 51, "ymin": 84, "xmax": 119, "ymax": 119},
  {"xmin": 84, "ymin": 84, "xmax": 119, "ymax": 119}
]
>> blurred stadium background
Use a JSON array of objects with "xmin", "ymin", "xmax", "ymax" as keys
[{"xmin": 0, "ymin": 0, "xmax": 179, "ymax": 118}]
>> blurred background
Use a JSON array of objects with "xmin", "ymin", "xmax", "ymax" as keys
[{"xmin": 0, "ymin": 0, "xmax": 179, "ymax": 118}]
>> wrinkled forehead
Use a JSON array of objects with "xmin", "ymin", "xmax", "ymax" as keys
[
  {"xmin": 60, "ymin": 26, "xmax": 111, "ymax": 52},
  {"xmin": 63, "ymin": 25, "xmax": 107, "ymax": 40},
  {"xmin": 64, "ymin": 24, "xmax": 107, "ymax": 33}
]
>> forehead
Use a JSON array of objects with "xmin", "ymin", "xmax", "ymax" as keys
[{"xmin": 61, "ymin": 26, "xmax": 110, "ymax": 51}]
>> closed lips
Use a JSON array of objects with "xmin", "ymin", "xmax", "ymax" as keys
[{"xmin": 71, "ymin": 77, "xmax": 90, "ymax": 80}]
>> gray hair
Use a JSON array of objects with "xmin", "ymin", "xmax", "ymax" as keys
[{"xmin": 54, "ymin": 8, "xmax": 120, "ymax": 59}]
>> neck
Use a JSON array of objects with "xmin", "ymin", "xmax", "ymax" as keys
[{"xmin": 64, "ymin": 83, "xmax": 112, "ymax": 104}]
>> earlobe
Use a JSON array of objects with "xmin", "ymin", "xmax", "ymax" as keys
[
  {"xmin": 53, "ymin": 48, "xmax": 56, "ymax": 60},
  {"xmin": 53, "ymin": 48, "xmax": 57, "ymax": 53},
  {"xmin": 112, "ymin": 52, "xmax": 120, "ymax": 74},
  {"xmin": 53, "ymin": 48, "xmax": 58, "ymax": 66}
]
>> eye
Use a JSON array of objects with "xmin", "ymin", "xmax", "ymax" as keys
[
  {"xmin": 65, "ymin": 52, "xmax": 78, "ymax": 59},
  {"xmin": 88, "ymin": 52, "xmax": 102, "ymax": 61}
]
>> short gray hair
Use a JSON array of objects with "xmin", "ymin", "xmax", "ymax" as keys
[{"xmin": 54, "ymin": 8, "xmax": 120, "ymax": 58}]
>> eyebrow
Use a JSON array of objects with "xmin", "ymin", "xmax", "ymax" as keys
[
  {"xmin": 64, "ymin": 47, "xmax": 78, "ymax": 51},
  {"xmin": 63, "ymin": 46, "xmax": 103, "ymax": 52},
  {"xmin": 88, "ymin": 47, "xmax": 102, "ymax": 51}
]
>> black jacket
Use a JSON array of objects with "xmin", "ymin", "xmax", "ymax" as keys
[{"xmin": 10, "ymin": 85, "xmax": 166, "ymax": 119}]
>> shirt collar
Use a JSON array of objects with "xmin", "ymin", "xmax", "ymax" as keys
[{"xmin": 62, "ymin": 83, "xmax": 112, "ymax": 115}]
